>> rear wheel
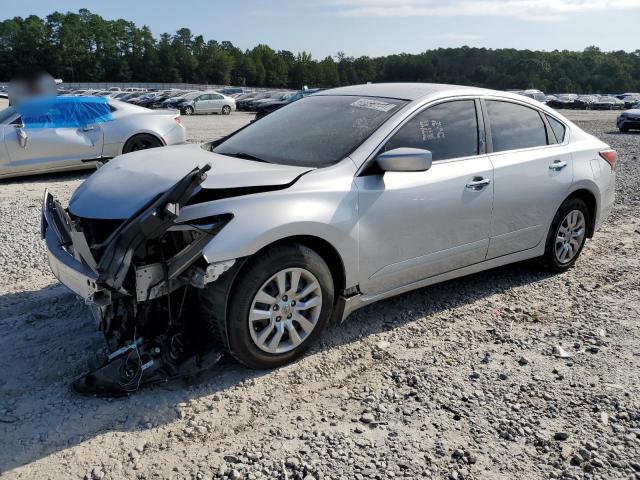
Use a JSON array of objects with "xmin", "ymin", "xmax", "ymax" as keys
[
  {"xmin": 539, "ymin": 197, "xmax": 589, "ymax": 272},
  {"xmin": 122, "ymin": 134, "xmax": 163, "ymax": 154},
  {"xmin": 202, "ymin": 243, "xmax": 334, "ymax": 369}
]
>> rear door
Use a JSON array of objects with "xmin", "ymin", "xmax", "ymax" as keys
[
  {"xmin": 356, "ymin": 99, "xmax": 494, "ymax": 295},
  {"xmin": 483, "ymin": 99, "xmax": 573, "ymax": 258},
  {"xmin": 209, "ymin": 94, "xmax": 226, "ymax": 113}
]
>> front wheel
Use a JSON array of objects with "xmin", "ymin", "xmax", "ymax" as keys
[
  {"xmin": 183, "ymin": 106, "xmax": 194, "ymax": 115},
  {"xmin": 202, "ymin": 244, "xmax": 334, "ymax": 369},
  {"xmin": 221, "ymin": 105, "xmax": 231, "ymax": 115},
  {"xmin": 539, "ymin": 197, "xmax": 589, "ymax": 272}
]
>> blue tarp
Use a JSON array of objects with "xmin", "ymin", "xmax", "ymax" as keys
[{"xmin": 16, "ymin": 96, "xmax": 113, "ymax": 129}]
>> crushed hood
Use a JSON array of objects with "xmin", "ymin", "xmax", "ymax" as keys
[{"xmin": 69, "ymin": 144, "xmax": 312, "ymax": 219}]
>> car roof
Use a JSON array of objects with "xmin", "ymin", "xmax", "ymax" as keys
[{"xmin": 315, "ymin": 82, "xmax": 494, "ymax": 101}]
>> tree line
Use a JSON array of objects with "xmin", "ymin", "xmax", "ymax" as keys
[{"xmin": 1, "ymin": 9, "xmax": 639, "ymax": 93}]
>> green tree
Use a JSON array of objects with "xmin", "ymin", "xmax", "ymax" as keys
[{"xmin": 1, "ymin": 9, "xmax": 639, "ymax": 94}]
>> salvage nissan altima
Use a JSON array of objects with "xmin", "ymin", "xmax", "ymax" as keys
[{"xmin": 42, "ymin": 83, "xmax": 616, "ymax": 395}]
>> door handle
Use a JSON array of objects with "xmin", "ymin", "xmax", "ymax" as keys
[
  {"xmin": 465, "ymin": 177, "xmax": 491, "ymax": 191},
  {"xmin": 81, "ymin": 125, "xmax": 96, "ymax": 132},
  {"xmin": 549, "ymin": 160, "xmax": 567, "ymax": 171}
]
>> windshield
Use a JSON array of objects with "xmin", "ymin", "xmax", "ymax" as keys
[
  {"xmin": 0, "ymin": 106, "xmax": 16, "ymax": 124},
  {"xmin": 213, "ymin": 95, "xmax": 407, "ymax": 168},
  {"xmin": 181, "ymin": 92, "xmax": 201, "ymax": 100}
]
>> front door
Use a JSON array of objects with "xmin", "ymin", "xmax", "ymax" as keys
[
  {"xmin": 356, "ymin": 99, "xmax": 494, "ymax": 295},
  {"xmin": 4, "ymin": 123, "xmax": 103, "ymax": 175},
  {"xmin": 193, "ymin": 94, "xmax": 209, "ymax": 113}
]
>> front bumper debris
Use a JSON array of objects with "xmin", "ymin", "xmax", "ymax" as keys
[
  {"xmin": 41, "ymin": 164, "xmax": 214, "ymax": 308},
  {"xmin": 42, "ymin": 190, "xmax": 111, "ymax": 306},
  {"xmin": 72, "ymin": 335, "xmax": 223, "ymax": 396},
  {"xmin": 41, "ymin": 163, "xmax": 234, "ymax": 395}
]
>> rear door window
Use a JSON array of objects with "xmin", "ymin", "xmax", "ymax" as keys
[
  {"xmin": 383, "ymin": 100, "xmax": 479, "ymax": 161},
  {"xmin": 486, "ymin": 100, "xmax": 548, "ymax": 152},
  {"xmin": 546, "ymin": 115, "xmax": 566, "ymax": 143}
]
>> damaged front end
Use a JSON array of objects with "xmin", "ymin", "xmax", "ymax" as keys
[{"xmin": 42, "ymin": 164, "xmax": 233, "ymax": 395}]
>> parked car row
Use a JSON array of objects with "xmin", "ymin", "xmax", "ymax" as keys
[
  {"xmin": 254, "ymin": 89, "xmax": 324, "ymax": 119},
  {"xmin": 59, "ymin": 87, "xmax": 240, "ymax": 116},
  {"xmin": 545, "ymin": 93, "xmax": 639, "ymax": 110},
  {"xmin": 511, "ymin": 89, "xmax": 547, "ymax": 103}
]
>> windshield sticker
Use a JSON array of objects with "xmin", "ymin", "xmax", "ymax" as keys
[{"xmin": 351, "ymin": 98, "xmax": 397, "ymax": 113}]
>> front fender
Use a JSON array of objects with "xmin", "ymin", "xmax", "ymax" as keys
[{"xmin": 176, "ymin": 165, "xmax": 360, "ymax": 287}]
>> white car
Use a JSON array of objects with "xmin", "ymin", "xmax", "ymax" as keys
[{"xmin": 0, "ymin": 96, "xmax": 186, "ymax": 179}]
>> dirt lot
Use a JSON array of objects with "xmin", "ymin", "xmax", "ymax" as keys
[{"xmin": 0, "ymin": 104, "xmax": 639, "ymax": 480}]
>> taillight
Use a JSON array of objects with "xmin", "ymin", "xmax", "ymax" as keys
[
  {"xmin": 174, "ymin": 115, "xmax": 181, "ymax": 124},
  {"xmin": 599, "ymin": 150, "xmax": 617, "ymax": 172}
]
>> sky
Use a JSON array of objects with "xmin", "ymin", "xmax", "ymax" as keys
[{"xmin": 2, "ymin": 0, "xmax": 639, "ymax": 58}]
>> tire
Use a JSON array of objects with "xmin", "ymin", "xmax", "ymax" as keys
[
  {"xmin": 620, "ymin": 126, "xmax": 629, "ymax": 133},
  {"xmin": 122, "ymin": 133, "xmax": 163, "ymax": 154},
  {"xmin": 201, "ymin": 243, "xmax": 334, "ymax": 369},
  {"xmin": 539, "ymin": 197, "xmax": 590, "ymax": 272},
  {"xmin": 183, "ymin": 106, "xmax": 194, "ymax": 115},
  {"xmin": 221, "ymin": 105, "xmax": 231, "ymax": 115}
]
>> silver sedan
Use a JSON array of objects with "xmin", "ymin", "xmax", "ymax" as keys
[
  {"xmin": 0, "ymin": 96, "xmax": 186, "ymax": 179},
  {"xmin": 43, "ymin": 83, "xmax": 616, "ymax": 388}
]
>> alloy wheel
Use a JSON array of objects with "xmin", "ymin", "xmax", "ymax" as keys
[
  {"xmin": 248, "ymin": 267, "xmax": 322, "ymax": 354},
  {"xmin": 554, "ymin": 209, "xmax": 586, "ymax": 264}
]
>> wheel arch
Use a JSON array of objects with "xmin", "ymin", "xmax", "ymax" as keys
[
  {"xmin": 231, "ymin": 235, "xmax": 347, "ymax": 302},
  {"xmin": 564, "ymin": 188, "xmax": 597, "ymax": 238}
]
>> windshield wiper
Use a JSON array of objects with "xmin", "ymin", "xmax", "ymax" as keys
[{"xmin": 221, "ymin": 152, "xmax": 270, "ymax": 163}]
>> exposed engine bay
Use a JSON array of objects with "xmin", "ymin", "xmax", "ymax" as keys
[{"xmin": 42, "ymin": 164, "xmax": 236, "ymax": 396}]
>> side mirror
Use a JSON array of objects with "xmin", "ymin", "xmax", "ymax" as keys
[{"xmin": 376, "ymin": 147, "xmax": 433, "ymax": 172}]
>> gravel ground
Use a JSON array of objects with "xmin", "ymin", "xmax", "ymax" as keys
[{"xmin": 0, "ymin": 104, "xmax": 639, "ymax": 480}]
